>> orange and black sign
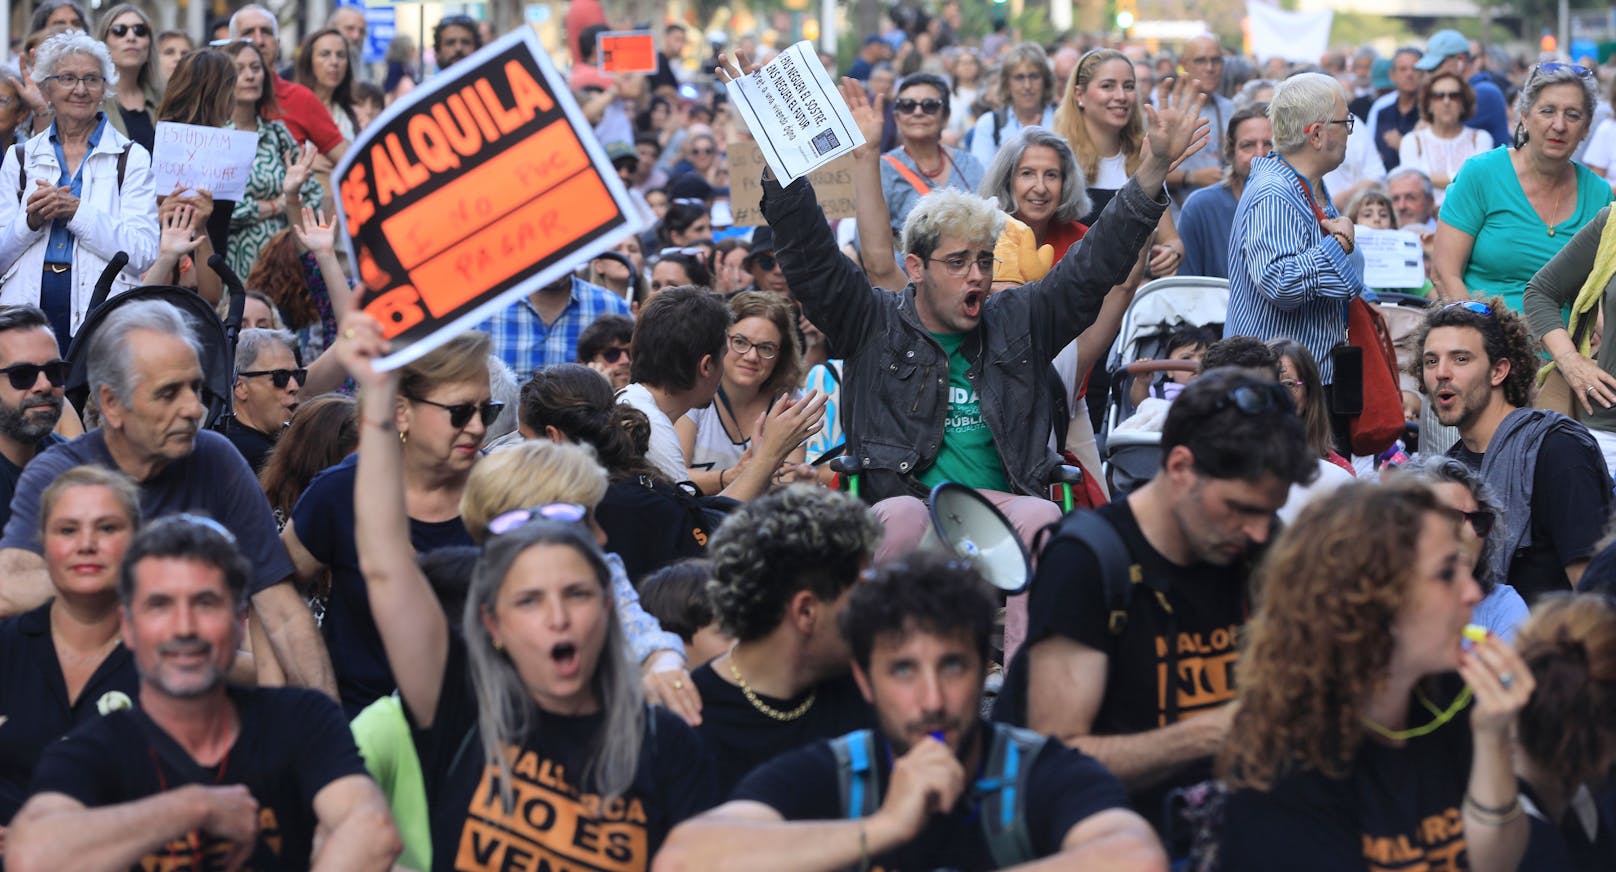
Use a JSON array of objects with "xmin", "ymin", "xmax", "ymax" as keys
[{"xmin": 335, "ymin": 27, "xmax": 639, "ymax": 369}]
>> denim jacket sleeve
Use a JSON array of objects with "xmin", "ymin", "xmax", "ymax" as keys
[
  {"xmin": 607, "ymin": 552, "xmax": 685, "ymax": 664},
  {"xmin": 762, "ymin": 175, "xmax": 889, "ymax": 355}
]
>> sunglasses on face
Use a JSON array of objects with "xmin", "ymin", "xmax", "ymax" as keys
[
  {"xmin": 0, "ymin": 359, "xmax": 68, "ymax": 390},
  {"xmin": 894, "ymin": 97, "xmax": 945, "ymax": 115},
  {"xmin": 238, "ymin": 367, "xmax": 306, "ymax": 389},
  {"xmin": 110, "ymin": 23, "xmax": 150, "ymax": 38},
  {"xmin": 596, "ymin": 346, "xmax": 630, "ymax": 364},
  {"xmin": 1430, "ymin": 90, "xmax": 1463, "ymax": 102},
  {"xmin": 408, "ymin": 395, "xmax": 504, "ymax": 429},
  {"xmin": 749, "ymin": 252, "xmax": 777, "ymax": 272},
  {"xmin": 1462, "ymin": 509, "xmax": 1496, "ymax": 538},
  {"xmin": 486, "ymin": 502, "xmax": 589, "ymax": 537}
]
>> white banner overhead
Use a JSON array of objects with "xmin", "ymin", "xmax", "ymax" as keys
[{"xmin": 1246, "ymin": 2, "xmax": 1333, "ymax": 64}]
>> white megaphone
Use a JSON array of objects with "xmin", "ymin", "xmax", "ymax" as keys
[{"xmin": 919, "ymin": 482, "xmax": 1032, "ymax": 594}]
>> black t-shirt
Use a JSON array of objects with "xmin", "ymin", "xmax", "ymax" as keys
[
  {"xmin": 291, "ymin": 453, "xmax": 473, "ymax": 717},
  {"xmin": 0, "ymin": 432, "xmax": 64, "ymax": 532},
  {"xmin": 732, "ymin": 720, "xmax": 1130, "ymax": 871},
  {"xmin": 1520, "ymin": 778, "xmax": 1616, "ymax": 871},
  {"xmin": 119, "ymin": 107, "xmax": 156, "ymax": 154},
  {"xmin": 222, "ymin": 418, "xmax": 278, "ymax": 473},
  {"xmin": 1217, "ymin": 683, "xmax": 1473, "ymax": 871},
  {"xmin": 0, "ymin": 600, "xmax": 137, "ymax": 824},
  {"xmin": 993, "ymin": 499, "xmax": 1246, "ymax": 826},
  {"xmin": 27, "ymin": 686, "xmax": 367, "ymax": 870},
  {"xmin": 1450, "ymin": 428, "xmax": 1611, "ymax": 603},
  {"xmin": 692, "ymin": 662, "xmax": 875, "ymax": 796},
  {"xmin": 413, "ymin": 638, "xmax": 718, "ymax": 872},
  {"xmin": 597, "ymin": 477, "xmax": 708, "ymax": 583}
]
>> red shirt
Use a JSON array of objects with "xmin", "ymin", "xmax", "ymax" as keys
[
  {"xmin": 1047, "ymin": 220, "xmax": 1088, "ymax": 262},
  {"xmin": 272, "ymin": 76, "xmax": 344, "ymax": 154}
]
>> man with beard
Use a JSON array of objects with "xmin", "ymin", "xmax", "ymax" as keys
[
  {"xmin": 0, "ymin": 301, "xmax": 335, "ymax": 697},
  {"xmin": 1415, "ymin": 298, "xmax": 1611, "ymax": 602},
  {"xmin": 993, "ymin": 369, "xmax": 1317, "ymax": 838},
  {"xmin": 223, "ymin": 329, "xmax": 302, "ymax": 472},
  {"xmin": 431, "ymin": 14, "xmax": 481, "ymax": 71},
  {"xmin": 0, "ymin": 306, "xmax": 68, "ymax": 530},
  {"xmin": 8, "ymin": 517, "xmax": 399, "ymax": 871},
  {"xmin": 658, "ymin": 554, "xmax": 1165, "ymax": 871}
]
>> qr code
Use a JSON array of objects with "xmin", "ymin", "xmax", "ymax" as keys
[{"xmin": 810, "ymin": 129, "xmax": 840, "ymax": 156}]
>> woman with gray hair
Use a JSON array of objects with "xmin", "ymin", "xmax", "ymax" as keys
[
  {"xmin": 1399, "ymin": 454, "xmax": 1530, "ymax": 640},
  {"xmin": 968, "ymin": 42, "xmax": 1056, "ymax": 168},
  {"xmin": 0, "ymin": 29, "xmax": 158, "ymax": 355},
  {"xmin": 1433, "ymin": 62, "xmax": 1612, "ymax": 309},
  {"xmin": 979, "ymin": 125, "xmax": 1092, "ymax": 268}
]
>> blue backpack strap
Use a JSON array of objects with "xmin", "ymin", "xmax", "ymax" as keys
[
  {"xmin": 976, "ymin": 723, "xmax": 1050, "ymax": 867},
  {"xmin": 830, "ymin": 729, "xmax": 882, "ymax": 820}
]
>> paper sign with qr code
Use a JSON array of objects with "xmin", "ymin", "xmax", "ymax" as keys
[{"xmin": 725, "ymin": 40, "xmax": 864, "ymax": 184}]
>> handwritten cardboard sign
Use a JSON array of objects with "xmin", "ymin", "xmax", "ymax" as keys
[
  {"xmin": 726, "ymin": 137, "xmax": 856, "ymax": 227},
  {"xmin": 596, "ymin": 31, "xmax": 658, "ymax": 74},
  {"xmin": 333, "ymin": 27, "xmax": 639, "ymax": 370},
  {"xmin": 151, "ymin": 122, "xmax": 258, "ymax": 200}
]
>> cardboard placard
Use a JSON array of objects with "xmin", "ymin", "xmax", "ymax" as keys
[
  {"xmin": 596, "ymin": 31, "xmax": 657, "ymax": 75},
  {"xmin": 151, "ymin": 122, "xmax": 259, "ymax": 200},
  {"xmin": 726, "ymin": 137, "xmax": 856, "ymax": 227},
  {"xmin": 333, "ymin": 28, "xmax": 639, "ymax": 370}
]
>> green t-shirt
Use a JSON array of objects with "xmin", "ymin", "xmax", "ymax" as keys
[
  {"xmin": 917, "ymin": 332, "xmax": 1012, "ymax": 492},
  {"xmin": 1440, "ymin": 146, "xmax": 1613, "ymax": 311},
  {"xmin": 351, "ymin": 695, "xmax": 431, "ymax": 872}
]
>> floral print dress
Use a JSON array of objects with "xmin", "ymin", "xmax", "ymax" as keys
[{"xmin": 226, "ymin": 118, "xmax": 324, "ymax": 279}]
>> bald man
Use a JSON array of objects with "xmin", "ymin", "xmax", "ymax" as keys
[{"xmin": 1166, "ymin": 35, "xmax": 1235, "ymax": 199}]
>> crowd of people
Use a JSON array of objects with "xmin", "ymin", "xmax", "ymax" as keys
[{"xmin": 1, "ymin": 0, "xmax": 1615, "ymax": 869}]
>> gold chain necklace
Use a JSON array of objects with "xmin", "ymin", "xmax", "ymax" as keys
[
  {"xmin": 727, "ymin": 647, "xmax": 816, "ymax": 721},
  {"xmin": 1540, "ymin": 173, "xmax": 1569, "ymax": 237}
]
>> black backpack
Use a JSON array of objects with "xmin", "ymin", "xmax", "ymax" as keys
[{"xmin": 829, "ymin": 723, "xmax": 1050, "ymax": 868}]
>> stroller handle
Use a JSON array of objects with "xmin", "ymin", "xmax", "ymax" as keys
[{"xmin": 87, "ymin": 251, "xmax": 130, "ymax": 312}]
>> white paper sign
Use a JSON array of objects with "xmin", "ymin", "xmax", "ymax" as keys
[
  {"xmin": 725, "ymin": 40, "xmax": 864, "ymax": 185},
  {"xmin": 1356, "ymin": 226, "xmax": 1425, "ymax": 288},
  {"xmin": 151, "ymin": 122, "xmax": 259, "ymax": 201},
  {"xmin": 1246, "ymin": 2, "xmax": 1332, "ymax": 65}
]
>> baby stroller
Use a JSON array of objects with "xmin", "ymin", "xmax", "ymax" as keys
[
  {"xmin": 1100, "ymin": 276, "xmax": 1229, "ymax": 497},
  {"xmin": 65, "ymin": 253, "xmax": 248, "ymax": 430}
]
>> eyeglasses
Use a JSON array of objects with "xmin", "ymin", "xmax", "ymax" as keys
[
  {"xmin": 690, "ymin": 147, "xmax": 715, "ymax": 155},
  {"xmin": 1535, "ymin": 62, "xmax": 1594, "ymax": 80},
  {"xmin": 46, "ymin": 74, "xmax": 106, "ymax": 91},
  {"xmin": 659, "ymin": 246, "xmax": 705, "ymax": 258},
  {"xmin": 109, "ymin": 23, "xmax": 150, "ymax": 38},
  {"xmin": 0, "ymin": 359, "xmax": 68, "ymax": 390},
  {"xmin": 925, "ymin": 253, "xmax": 999, "ymax": 277},
  {"xmin": 1318, "ymin": 115, "xmax": 1355, "ymax": 133},
  {"xmin": 1462, "ymin": 509, "xmax": 1495, "ymax": 538},
  {"xmin": 1438, "ymin": 300, "xmax": 1493, "ymax": 317},
  {"xmin": 238, "ymin": 368, "xmax": 306, "ymax": 389},
  {"xmin": 406, "ymin": 395, "xmax": 504, "ymax": 429},
  {"xmin": 0, "ymin": 96, "xmax": 18, "ymax": 108},
  {"xmin": 486, "ymin": 503, "xmax": 589, "ymax": 537},
  {"xmin": 894, "ymin": 97, "xmax": 945, "ymax": 115},
  {"xmin": 749, "ymin": 252, "xmax": 777, "ymax": 272},
  {"xmin": 596, "ymin": 346, "xmax": 630, "ymax": 364},
  {"xmin": 728, "ymin": 333, "xmax": 780, "ymax": 360},
  {"xmin": 1213, "ymin": 383, "xmax": 1295, "ymax": 416},
  {"xmin": 1429, "ymin": 90, "xmax": 1463, "ymax": 102},
  {"xmin": 1185, "ymin": 56, "xmax": 1224, "ymax": 67},
  {"xmin": 1009, "ymin": 72, "xmax": 1043, "ymax": 84}
]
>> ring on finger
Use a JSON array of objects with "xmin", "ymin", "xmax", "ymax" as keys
[
  {"xmin": 673, "ymin": 679, "xmax": 684, "ymax": 690},
  {"xmin": 1499, "ymin": 671, "xmax": 1516, "ymax": 690}
]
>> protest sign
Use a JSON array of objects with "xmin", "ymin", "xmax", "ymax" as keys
[
  {"xmin": 1247, "ymin": 2, "xmax": 1332, "ymax": 65},
  {"xmin": 726, "ymin": 40, "xmax": 863, "ymax": 184},
  {"xmin": 726, "ymin": 137, "xmax": 855, "ymax": 226},
  {"xmin": 151, "ymin": 122, "xmax": 258, "ymax": 200},
  {"xmin": 596, "ymin": 31, "xmax": 658, "ymax": 74},
  {"xmin": 1356, "ymin": 226, "xmax": 1425, "ymax": 289},
  {"xmin": 333, "ymin": 27, "xmax": 639, "ymax": 370}
]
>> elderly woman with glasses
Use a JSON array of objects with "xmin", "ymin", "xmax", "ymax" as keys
[
  {"xmin": 880, "ymin": 72, "xmax": 985, "ymax": 241},
  {"xmin": 0, "ymin": 30, "xmax": 158, "ymax": 354},
  {"xmin": 1434, "ymin": 63, "xmax": 1612, "ymax": 310}
]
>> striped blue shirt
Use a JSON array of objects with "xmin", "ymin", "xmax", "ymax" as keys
[{"xmin": 1227, "ymin": 154, "xmax": 1367, "ymax": 384}]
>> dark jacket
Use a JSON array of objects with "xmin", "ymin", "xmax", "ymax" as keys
[{"xmin": 761, "ymin": 174, "xmax": 1166, "ymax": 502}]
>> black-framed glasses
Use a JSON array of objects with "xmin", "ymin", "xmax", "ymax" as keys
[
  {"xmin": 1535, "ymin": 62, "xmax": 1594, "ymax": 80},
  {"xmin": 1438, "ymin": 300, "xmax": 1492, "ymax": 317},
  {"xmin": 406, "ymin": 395, "xmax": 503, "ymax": 429},
  {"xmin": 238, "ymin": 368, "xmax": 306, "ymax": 389},
  {"xmin": 0, "ymin": 359, "xmax": 68, "ymax": 390},
  {"xmin": 1213, "ymin": 383, "xmax": 1295, "ymax": 416},
  {"xmin": 749, "ymin": 252, "xmax": 777, "ymax": 272},
  {"xmin": 1319, "ymin": 115, "xmax": 1355, "ymax": 133},
  {"xmin": 894, "ymin": 97, "xmax": 944, "ymax": 115},
  {"xmin": 596, "ymin": 346, "xmax": 630, "ymax": 364},
  {"xmin": 486, "ymin": 502, "xmax": 588, "ymax": 537},
  {"xmin": 728, "ymin": 333, "xmax": 779, "ymax": 360},
  {"xmin": 1462, "ymin": 509, "xmax": 1495, "ymax": 538},
  {"xmin": 1185, "ymin": 55, "xmax": 1224, "ymax": 67},
  {"xmin": 109, "ymin": 23, "xmax": 150, "ymax": 38},
  {"xmin": 926, "ymin": 253, "xmax": 999, "ymax": 277},
  {"xmin": 46, "ymin": 74, "xmax": 106, "ymax": 91},
  {"xmin": 1429, "ymin": 90, "xmax": 1463, "ymax": 102}
]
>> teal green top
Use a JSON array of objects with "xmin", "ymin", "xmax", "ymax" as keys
[
  {"xmin": 1439, "ymin": 146, "xmax": 1613, "ymax": 311},
  {"xmin": 917, "ymin": 332, "xmax": 1011, "ymax": 493},
  {"xmin": 351, "ymin": 695, "xmax": 431, "ymax": 871}
]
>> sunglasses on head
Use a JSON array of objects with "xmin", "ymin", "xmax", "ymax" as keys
[
  {"xmin": 238, "ymin": 367, "xmax": 306, "ymax": 389},
  {"xmin": 486, "ymin": 502, "xmax": 589, "ymax": 537},
  {"xmin": 1535, "ymin": 62, "xmax": 1594, "ymax": 80},
  {"xmin": 110, "ymin": 23, "xmax": 150, "ymax": 38},
  {"xmin": 894, "ymin": 97, "xmax": 944, "ymax": 115},
  {"xmin": 0, "ymin": 359, "xmax": 68, "ymax": 390},
  {"xmin": 1438, "ymin": 300, "xmax": 1493, "ymax": 317},
  {"xmin": 1214, "ymin": 383, "xmax": 1296, "ymax": 416},
  {"xmin": 407, "ymin": 395, "xmax": 504, "ymax": 429}
]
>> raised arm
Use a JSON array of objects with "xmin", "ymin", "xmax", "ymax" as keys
[
  {"xmin": 840, "ymin": 78, "xmax": 905, "ymax": 292},
  {"xmin": 338, "ymin": 311, "xmax": 451, "ymax": 727},
  {"xmin": 293, "ymin": 206, "xmax": 355, "ymax": 318}
]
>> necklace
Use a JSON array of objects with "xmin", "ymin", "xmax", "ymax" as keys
[
  {"xmin": 1545, "ymin": 178, "xmax": 1567, "ymax": 237},
  {"xmin": 1362, "ymin": 685, "xmax": 1473, "ymax": 742},
  {"xmin": 727, "ymin": 646, "xmax": 815, "ymax": 721},
  {"xmin": 903, "ymin": 145, "xmax": 947, "ymax": 180}
]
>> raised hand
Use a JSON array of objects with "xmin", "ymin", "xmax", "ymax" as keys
[
  {"xmin": 293, "ymin": 206, "xmax": 336, "ymax": 256},
  {"xmin": 754, "ymin": 390, "xmax": 829, "ymax": 465},
  {"xmin": 332, "ymin": 311, "xmax": 396, "ymax": 394},
  {"xmin": 713, "ymin": 51, "xmax": 762, "ymax": 86},
  {"xmin": 838, "ymin": 77, "xmax": 885, "ymax": 156},
  {"xmin": 157, "ymin": 203, "xmax": 207, "ymax": 258},
  {"xmin": 1140, "ymin": 75, "xmax": 1211, "ymax": 180},
  {"xmin": 282, "ymin": 142, "xmax": 319, "ymax": 198},
  {"xmin": 1460, "ymin": 634, "xmax": 1534, "ymax": 738}
]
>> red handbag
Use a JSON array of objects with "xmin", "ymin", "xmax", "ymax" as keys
[{"xmin": 1344, "ymin": 295, "xmax": 1405, "ymax": 456}]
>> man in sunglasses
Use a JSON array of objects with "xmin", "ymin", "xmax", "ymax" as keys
[
  {"xmin": 1414, "ymin": 298, "xmax": 1612, "ymax": 603},
  {"xmin": 742, "ymin": 226, "xmax": 789, "ymax": 295},
  {"xmin": 223, "ymin": 329, "xmax": 301, "ymax": 472},
  {"xmin": 995, "ymin": 369, "xmax": 1317, "ymax": 842},
  {"xmin": 0, "ymin": 306, "xmax": 68, "ymax": 531}
]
